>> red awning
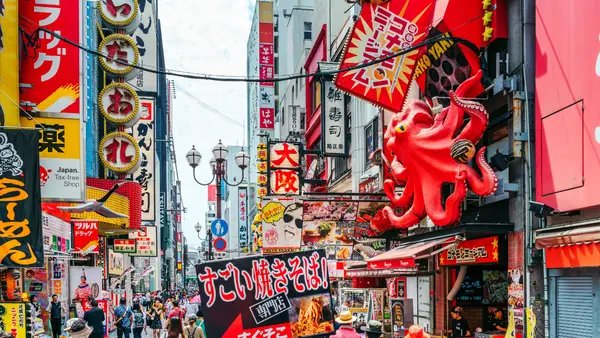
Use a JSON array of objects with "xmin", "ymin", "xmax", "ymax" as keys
[
  {"xmin": 535, "ymin": 225, "xmax": 600, "ymax": 269},
  {"xmin": 367, "ymin": 236, "xmax": 455, "ymax": 270}
]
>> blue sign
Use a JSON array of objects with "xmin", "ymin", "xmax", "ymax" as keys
[{"xmin": 211, "ymin": 219, "xmax": 229, "ymax": 237}]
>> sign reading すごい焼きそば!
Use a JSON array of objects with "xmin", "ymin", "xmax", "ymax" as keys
[
  {"xmin": 197, "ymin": 249, "xmax": 333, "ymax": 338},
  {"xmin": 0, "ymin": 130, "xmax": 44, "ymax": 267}
]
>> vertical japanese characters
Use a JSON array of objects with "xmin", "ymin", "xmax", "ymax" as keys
[
  {"xmin": 267, "ymin": 142, "xmax": 302, "ymax": 196},
  {"xmin": 322, "ymin": 82, "xmax": 346, "ymax": 156},
  {"xmin": 0, "ymin": 130, "xmax": 44, "ymax": 267},
  {"xmin": 132, "ymin": 99, "xmax": 155, "ymax": 221},
  {"xmin": 258, "ymin": 1, "xmax": 275, "ymax": 130}
]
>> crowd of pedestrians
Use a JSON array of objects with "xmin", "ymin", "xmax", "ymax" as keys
[{"xmin": 55, "ymin": 290, "xmax": 206, "ymax": 338}]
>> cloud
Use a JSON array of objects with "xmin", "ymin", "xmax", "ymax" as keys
[{"xmin": 160, "ymin": 0, "xmax": 252, "ymax": 248}]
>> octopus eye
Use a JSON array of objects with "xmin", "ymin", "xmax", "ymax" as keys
[{"xmin": 396, "ymin": 124, "xmax": 406, "ymax": 133}]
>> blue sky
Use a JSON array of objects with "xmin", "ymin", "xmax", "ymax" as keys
[{"xmin": 160, "ymin": 0, "xmax": 254, "ymax": 249}]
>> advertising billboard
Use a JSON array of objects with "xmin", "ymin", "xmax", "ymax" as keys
[
  {"xmin": 133, "ymin": 98, "xmax": 156, "ymax": 221},
  {"xmin": 0, "ymin": 0, "xmax": 20, "ymax": 126}
]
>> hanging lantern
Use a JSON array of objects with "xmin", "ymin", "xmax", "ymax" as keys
[
  {"xmin": 98, "ymin": 0, "xmax": 141, "ymax": 34},
  {"xmin": 98, "ymin": 34, "xmax": 140, "ymax": 80},
  {"xmin": 98, "ymin": 82, "xmax": 142, "ymax": 127},
  {"xmin": 99, "ymin": 132, "xmax": 141, "ymax": 174},
  {"xmin": 257, "ymin": 174, "xmax": 268, "ymax": 186}
]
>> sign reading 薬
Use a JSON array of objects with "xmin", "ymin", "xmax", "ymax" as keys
[{"xmin": 196, "ymin": 249, "xmax": 334, "ymax": 338}]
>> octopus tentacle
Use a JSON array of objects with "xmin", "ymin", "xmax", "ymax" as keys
[
  {"xmin": 384, "ymin": 179, "xmax": 414, "ymax": 209},
  {"xmin": 382, "ymin": 191, "xmax": 425, "ymax": 229},
  {"xmin": 461, "ymin": 147, "xmax": 498, "ymax": 196},
  {"xmin": 450, "ymin": 92, "xmax": 489, "ymax": 144},
  {"xmin": 440, "ymin": 70, "xmax": 484, "ymax": 136},
  {"xmin": 425, "ymin": 171, "xmax": 468, "ymax": 227},
  {"xmin": 390, "ymin": 158, "xmax": 409, "ymax": 182}
]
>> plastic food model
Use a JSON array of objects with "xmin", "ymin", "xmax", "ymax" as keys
[{"xmin": 381, "ymin": 70, "xmax": 497, "ymax": 229}]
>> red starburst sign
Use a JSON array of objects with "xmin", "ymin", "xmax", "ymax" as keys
[{"xmin": 335, "ymin": 0, "xmax": 434, "ymax": 112}]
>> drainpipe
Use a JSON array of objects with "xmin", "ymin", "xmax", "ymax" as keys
[{"xmin": 522, "ymin": 0, "xmax": 536, "ymax": 336}]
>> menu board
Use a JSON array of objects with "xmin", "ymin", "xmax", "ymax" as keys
[
  {"xmin": 456, "ymin": 269, "xmax": 483, "ymax": 302},
  {"xmin": 417, "ymin": 277, "xmax": 431, "ymax": 317},
  {"xmin": 390, "ymin": 299, "xmax": 414, "ymax": 337},
  {"xmin": 483, "ymin": 270, "xmax": 508, "ymax": 305}
]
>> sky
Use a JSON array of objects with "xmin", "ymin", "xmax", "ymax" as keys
[{"xmin": 160, "ymin": 0, "xmax": 254, "ymax": 250}]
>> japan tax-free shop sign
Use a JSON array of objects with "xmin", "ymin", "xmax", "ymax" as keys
[{"xmin": 196, "ymin": 249, "xmax": 334, "ymax": 338}]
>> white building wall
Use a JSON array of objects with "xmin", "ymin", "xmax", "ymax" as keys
[{"xmin": 312, "ymin": 0, "xmax": 352, "ymax": 57}]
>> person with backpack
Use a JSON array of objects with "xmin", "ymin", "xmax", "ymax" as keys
[
  {"xmin": 83, "ymin": 300, "xmax": 105, "ymax": 338},
  {"xmin": 114, "ymin": 297, "xmax": 134, "ymax": 338},
  {"xmin": 185, "ymin": 315, "xmax": 204, "ymax": 338},
  {"xmin": 165, "ymin": 300, "xmax": 185, "ymax": 331},
  {"xmin": 131, "ymin": 302, "xmax": 145, "ymax": 338}
]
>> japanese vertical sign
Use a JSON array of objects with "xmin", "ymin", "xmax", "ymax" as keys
[
  {"xmin": 72, "ymin": 220, "xmax": 99, "ymax": 253},
  {"xmin": 19, "ymin": 0, "xmax": 83, "ymax": 115},
  {"xmin": 133, "ymin": 98, "xmax": 155, "ymax": 221},
  {"xmin": 261, "ymin": 199, "xmax": 303, "ymax": 254},
  {"xmin": 129, "ymin": 226, "xmax": 157, "ymax": 257},
  {"xmin": 0, "ymin": 302, "xmax": 29, "ymax": 337},
  {"xmin": 21, "ymin": 117, "xmax": 85, "ymax": 201},
  {"xmin": 258, "ymin": 0, "xmax": 274, "ymax": 130},
  {"xmin": 196, "ymin": 249, "xmax": 333, "ymax": 338},
  {"xmin": 0, "ymin": 0, "xmax": 20, "ymax": 126},
  {"xmin": 128, "ymin": 0, "xmax": 158, "ymax": 93},
  {"xmin": 176, "ymin": 232, "xmax": 183, "ymax": 271},
  {"xmin": 0, "ymin": 130, "xmax": 44, "ymax": 267},
  {"xmin": 322, "ymin": 81, "xmax": 346, "ymax": 156},
  {"xmin": 267, "ymin": 142, "xmax": 302, "ymax": 196},
  {"xmin": 334, "ymin": 1, "xmax": 434, "ymax": 112},
  {"xmin": 238, "ymin": 188, "xmax": 249, "ymax": 251}
]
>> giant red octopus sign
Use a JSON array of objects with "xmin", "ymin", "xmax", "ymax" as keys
[{"xmin": 376, "ymin": 71, "xmax": 497, "ymax": 230}]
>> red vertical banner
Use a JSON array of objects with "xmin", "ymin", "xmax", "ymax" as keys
[
  {"xmin": 258, "ymin": 1, "xmax": 275, "ymax": 130},
  {"xmin": 19, "ymin": 0, "xmax": 82, "ymax": 115},
  {"xmin": 208, "ymin": 184, "xmax": 217, "ymax": 201},
  {"xmin": 72, "ymin": 220, "xmax": 99, "ymax": 253}
]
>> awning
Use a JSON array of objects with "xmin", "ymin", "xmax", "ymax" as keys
[
  {"xmin": 345, "ymin": 268, "xmax": 419, "ymax": 278},
  {"xmin": 535, "ymin": 224, "xmax": 600, "ymax": 269},
  {"xmin": 535, "ymin": 225, "xmax": 600, "ymax": 249},
  {"xmin": 367, "ymin": 236, "xmax": 456, "ymax": 270}
]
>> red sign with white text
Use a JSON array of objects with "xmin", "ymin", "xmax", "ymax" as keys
[
  {"xmin": 535, "ymin": 1, "xmax": 600, "ymax": 211},
  {"xmin": 335, "ymin": 1, "xmax": 434, "ymax": 112},
  {"xmin": 259, "ymin": 44, "xmax": 274, "ymax": 65},
  {"xmin": 19, "ymin": 0, "xmax": 82, "ymax": 115},
  {"xmin": 260, "ymin": 108, "xmax": 275, "ymax": 129},
  {"xmin": 208, "ymin": 184, "xmax": 217, "ymax": 202},
  {"xmin": 439, "ymin": 236, "xmax": 499, "ymax": 266},
  {"xmin": 367, "ymin": 258, "xmax": 415, "ymax": 270},
  {"xmin": 72, "ymin": 220, "xmax": 99, "ymax": 253}
]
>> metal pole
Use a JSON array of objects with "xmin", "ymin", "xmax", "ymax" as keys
[{"xmin": 212, "ymin": 163, "xmax": 223, "ymax": 260}]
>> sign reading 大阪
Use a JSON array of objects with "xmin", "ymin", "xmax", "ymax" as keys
[
  {"xmin": 129, "ymin": 226, "xmax": 157, "ymax": 257},
  {"xmin": 267, "ymin": 142, "xmax": 302, "ymax": 196},
  {"xmin": 196, "ymin": 249, "xmax": 333, "ymax": 338},
  {"xmin": 0, "ymin": 130, "xmax": 44, "ymax": 267},
  {"xmin": 322, "ymin": 81, "xmax": 346, "ymax": 156},
  {"xmin": 133, "ymin": 98, "xmax": 156, "ymax": 222}
]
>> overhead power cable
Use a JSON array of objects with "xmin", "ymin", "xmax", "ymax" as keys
[
  {"xmin": 174, "ymin": 84, "xmax": 243, "ymax": 127},
  {"xmin": 28, "ymin": 26, "xmax": 480, "ymax": 83}
]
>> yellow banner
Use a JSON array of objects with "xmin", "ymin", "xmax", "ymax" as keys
[
  {"xmin": 20, "ymin": 117, "xmax": 81, "ymax": 159},
  {"xmin": 505, "ymin": 309, "xmax": 515, "ymax": 338},
  {"xmin": 526, "ymin": 308, "xmax": 536, "ymax": 338},
  {"xmin": 0, "ymin": 0, "xmax": 20, "ymax": 126},
  {"xmin": 0, "ymin": 302, "xmax": 28, "ymax": 336}
]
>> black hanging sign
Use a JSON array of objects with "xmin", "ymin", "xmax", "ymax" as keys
[
  {"xmin": 196, "ymin": 249, "xmax": 334, "ymax": 338},
  {"xmin": 0, "ymin": 129, "xmax": 43, "ymax": 267}
]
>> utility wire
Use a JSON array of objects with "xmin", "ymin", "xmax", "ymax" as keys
[
  {"xmin": 174, "ymin": 84, "xmax": 243, "ymax": 127},
  {"xmin": 28, "ymin": 26, "xmax": 481, "ymax": 83}
]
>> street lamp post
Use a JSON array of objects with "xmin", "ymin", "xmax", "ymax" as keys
[{"xmin": 187, "ymin": 140, "xmax": 250, "ymax": 260}]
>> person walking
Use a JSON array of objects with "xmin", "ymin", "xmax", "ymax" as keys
[
  {"xmin": 331, "ymin": 310, "xmax": 361, "ymax": 338},
  {"xmin": 184, "ymin": 315, "xmax": 204, "ymax": 338},
  {"xmin": 167, "ymin": 317, "xmax": 187, "ymax": 338},
  {"xmin": 114, "ymin": 297, "xmax": 134, "ymax": 338},
  {"xmin": 147, "ymin": 299, "xmax": 164, "ymax": 338},
  {"xmin": 83, "ymin": 300, "xmax": 105, "ymax": 338},
  {"xmin": 46, "ymin": 294, "xmax": 64, "ymax": 338},
  {"xmin": 165, "ymin": 300, "xmax": 185, "ymax": 331},
  {"xmin": 131, "ymin": 302, "xmax": 146, "ymax": 338}
]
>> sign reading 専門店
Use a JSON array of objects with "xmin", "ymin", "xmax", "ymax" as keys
[
  {"xmin": 196, "ymin": 249, "xmax": 333, "ymax": 338},
  {"xmin": 0, "ymin": 130, "xmax": 44, "ymax": 267}
]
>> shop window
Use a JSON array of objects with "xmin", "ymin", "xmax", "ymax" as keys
[{"xmin": 365, "ymin": 116, "xmax": 379, "ymax": 165}]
